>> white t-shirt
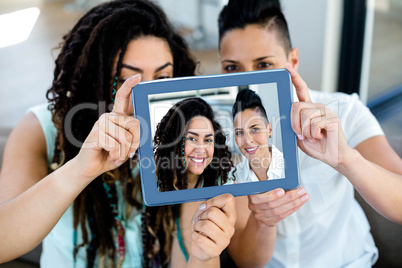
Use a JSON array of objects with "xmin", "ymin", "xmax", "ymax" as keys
[
  {"xmin": 266, "ymin": 89, "xmax": 383, "ymax": 268},
  {"xmin": 234, "ymin": 144, "xmax": 285, "ymax": 182}
]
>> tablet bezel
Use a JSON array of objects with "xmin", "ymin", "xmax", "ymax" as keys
[{"xmin": 132, "ymin": 68, "xmax": 299, "ymax": 206}]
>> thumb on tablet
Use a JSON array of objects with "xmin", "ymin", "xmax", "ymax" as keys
[{"xmin": 198, "ymin": 194, "xmax": 236, "ymax": 222}]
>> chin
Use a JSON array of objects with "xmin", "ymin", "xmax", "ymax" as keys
[{"xmin": 189, "ymin": 169, "xmax": 204, "ymax": 175}]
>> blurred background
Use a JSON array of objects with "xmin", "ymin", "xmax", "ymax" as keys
[{"xmin": 0, "ymin": 0, "xmax": 401, "ymax": 267}]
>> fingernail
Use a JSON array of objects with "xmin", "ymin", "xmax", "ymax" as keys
[
  {"xmin": 194, "ymin": 216, "xmax": 199, "ymax": 223},
  {"xmin": 115, "ymin": 161, "xmax": 123, "ymax": 167},
  {"xmin": 277, "ymin": 189, "xmax": 285, "ymax": 197},
  {"xmin": 129, "ymin": 152, "xmax": 135, "ymax": 159},
  {"xmin": 297, "ymin": 135, "xmax": 304, "ymax": 140},
  {"xmin": 301, "ymin": 194, "xmax": 309, "ymax": 202},
  {"xmin": 307, "ymin": 138, "xmax": 315, "ymax": 143},
  {"xmin": 130, "ymin": 74, "xmax": 140, "ymax": 80},
  {"xmin": 298, "ymin": 188, "xmax": 305, "ymax": 196},
  {"xmin": 199, "ymin": 203, "xmax": 206, "ymax": 210}
]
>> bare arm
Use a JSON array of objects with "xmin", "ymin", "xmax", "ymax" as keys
[
  {"xmin": 0, "ymin": 112, "xmax": 48, "ymax": 204},
  {"xmin": 337, "ymin": 136, "xmax": 402, "ymax": 223},
  {"xmin": 0, "ymin": 75, "xmax": 141, "ymax": 263},
  {"xmin": 0, "ymin": 113, "xmax": 95, "ymax": 262},
  {"xmin": 0, "ymin": 155, "xmax": 92, "ymax": 262}
]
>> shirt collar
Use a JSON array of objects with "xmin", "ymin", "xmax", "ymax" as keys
[{"xmin": 246, "ymin": 144, "xmax": 285, "ymax": 181}]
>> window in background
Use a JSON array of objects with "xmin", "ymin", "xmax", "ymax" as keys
[{"xmin": 367, "ymin": 0, "xmax": 402, "ymax": 101}]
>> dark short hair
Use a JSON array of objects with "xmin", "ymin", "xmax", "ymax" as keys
[
  {"xmin": 218, "ymin": 0, "xmax": 292, "ymax": 54},
  {"xmin": 232, "ymin": 89, "xmax": 269, "ymax": 123}
]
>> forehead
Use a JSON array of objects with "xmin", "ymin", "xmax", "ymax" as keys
[
  {"xmin": 219, "ymin": 24, "xmax": 286, "ymax": 59},
  {"xmin": 187, "ymin": 116, "xmax": 214, "ymax": 133},
  {"xmin": 121, "ymin": 36, "xmax": 173, "ymax": 67},
  {"xmin": 234, "ymin": 108, "xmax": 266, "ymax": 127}
]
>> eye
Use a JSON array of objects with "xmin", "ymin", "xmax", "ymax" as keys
[
  {"xmin": 256, "ymin": 62, "xmax": 272, "ymax": 69},
  {"xmin": 235, "ymin": 130, "xmax": 243, "ymax": 136},
  {"xmin": 186, "ymin": 136, "xmax": 196, "ymax": 142},
  {"xmin": 156, "ymin": 75, "xmax": 171, "ymax": 80},
  {"xmin": 251, "ymin": 128, "xmax": 260, "ymax": 132},
  {"xmin": 205, "ymin": 138, "xmax": 214, "ymax": 143},
  {"xmin": 224, "ymin": 65, "xmax": 240, "ymax": 73}
]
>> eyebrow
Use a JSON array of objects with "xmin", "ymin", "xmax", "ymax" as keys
[
  {"xmin": 249, "ymin": 124, "xmax": 262, "ymax": 128},
  {"xmin": 188, "ymin": 131, "xmax": 214, "ymax": 137},
  {"xmin": 221, "ymin": 59, "xmax": 238, "ymax": 64},
  {"xmin": 121, "ymin": 62, "xmax": 173, "ymax": 73},
  {"xmin": 253, "ymin": 56, "xmax": 274, "ymax": 62},
  {"xmin": 221, "ymin": 56, "xmax": 274, "ymax": 64}
]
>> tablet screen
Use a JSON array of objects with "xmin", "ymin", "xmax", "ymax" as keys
[{"xmin": 148, "ymin": 82, "xmax": 285, "ymax": 192}]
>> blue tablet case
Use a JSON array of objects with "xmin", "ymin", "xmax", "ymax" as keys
[{"xmin": 132, "ymin": 69, "xmax": 299, "ymax": 206}]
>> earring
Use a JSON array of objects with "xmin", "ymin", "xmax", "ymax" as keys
[
  {"xmin": 112, "ymin": 76, "xmax": 118, "ymax": 103},
  {"xmin": 182, "ymin": 135, "xmax": 186, "ymax": 165}
]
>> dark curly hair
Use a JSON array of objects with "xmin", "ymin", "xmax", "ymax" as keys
[
  {"xmin": 154, "ymin": 97, "xmax": 235, "ymax": 192},
  {"xmin": 45, "ymin": 0, "xmax": 196, "ymax": 267},
  {"xmin": 218, "ymin": 0, "xmax": 292, "ymax": 54}
]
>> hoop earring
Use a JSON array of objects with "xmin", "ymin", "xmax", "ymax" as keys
[
  {"xmin": 182, "ymin": 135, "xmax": 186, "ymax": 165},
  {"xmin": 112, "ymin": 76, "xmax": 118, "ymax": 103}
]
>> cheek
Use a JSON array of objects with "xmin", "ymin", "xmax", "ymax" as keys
[
  {"xmin": 235, "ymin": 136, "xmax": 242, "ymax": 147},
  {"xmin": 207, "ymin": 145, "xmax": 214, "ymax": 157},
  {"xmin": 255, "ymin": 133, "xmax": 269, "ymax": 144},
  {"xmin": 184, "ymin": 144, "xmax": 192, "ymax": 156}
]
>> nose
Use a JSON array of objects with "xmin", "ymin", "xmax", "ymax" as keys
[
  {"xmin": 245, "ymin": 131, "xmax": 254, "ymax": 145},
  {"xmin": 244, "ymin": 65, "xmax": 254, "ymax": 72},
  {"xmin": 141, "ymin": 74, "xmax": 152, "ymax": 82},
  {"xmin": 193, "ymin": 140, "xmax": 208, "ymax": 153}
]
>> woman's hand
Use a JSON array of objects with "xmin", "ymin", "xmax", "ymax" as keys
[
  {"xmin": 248, "ymin": 187, "xmax": 309, "ymax": 227},
  {"xmin": 286, "ymin": 63, "xmax": 353, "ymax": 168},
  {"xmin": 189, "ymin": 194, "xmax": 236, "ymax": 263},
  {"xmin": 73, "ymin": 74, "xmax": 141, "ymax": 181}
]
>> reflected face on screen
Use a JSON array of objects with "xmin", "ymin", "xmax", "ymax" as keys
[
  {"xmin": 219, "ymin": 25, "xmax": 297, "ymax": 73},
  {"xmin": 234, "ymin": 108, "xmax": 272, "ymax": 163},
  {"xmin": 184, "ymin": 116, "xmax": 215, "ymax": 181}
]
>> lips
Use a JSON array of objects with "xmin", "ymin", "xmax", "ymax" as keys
[
  {"xmin": 245, "ymin": 146, "xmax": 258, "ymax": 154},
  {"xmin": 189, "ymin": 157, "xmax": 206, "ymax": 165}
]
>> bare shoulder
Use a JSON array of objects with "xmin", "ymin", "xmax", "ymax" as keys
[
  {"xmin": 355, "ymin": 135, "xmax": 402, "ymax": 174},
  {"xmin": 0, "ymin": 112, "xmax": 49, "ymax": 202}
]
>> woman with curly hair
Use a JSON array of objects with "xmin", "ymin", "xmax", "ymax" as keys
[
  {"xmin": 0, "ymin": 0, "xmax": 235, "ymax": 267},
  {"xmin": 154, "ymin": 97, "xmax": 235, "ymax": 192}
]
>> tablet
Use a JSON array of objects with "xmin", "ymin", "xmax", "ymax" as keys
[{"xmin": 132, "ymin": 69, "xmax": 299, "ymax": 206}]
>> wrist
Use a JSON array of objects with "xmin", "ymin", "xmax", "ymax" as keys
[
  {"xmin": 335, "ymin": 148, "xmax": 362, "ymax": 174},
  {"xmin": 47, "ymin": 159, "xmax": 94, "ymax": 200},
  {"xmin": 187, "ymin": 255, "xmax": 219, "ymax": 267},
  {"xmin": 250, "ymin": 213, "xmax": 278, "ymax": 230},
  {"xmin": 63, "ymin": 157, "xmax": 97, "ymax": 188}
]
